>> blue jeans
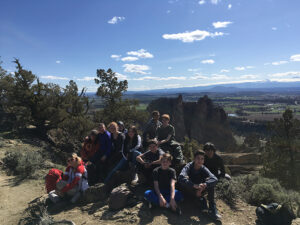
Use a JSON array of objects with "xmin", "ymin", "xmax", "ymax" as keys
[
  {"xmin": 144, "ymin": 189, "xmax": 183, "ymax": 206},
  {"xmin": 104, "ymin": 150, "xmax": 141, "ymax": 183}
]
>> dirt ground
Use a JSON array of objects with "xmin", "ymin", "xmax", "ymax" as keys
[{"xmin": 0, "ymin": 138, "xmax": 299, "ymax": 225}]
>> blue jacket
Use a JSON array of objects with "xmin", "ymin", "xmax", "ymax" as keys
[{"xmin": 90, "ymin": 130, "xmax": 112, "ymax": 163}]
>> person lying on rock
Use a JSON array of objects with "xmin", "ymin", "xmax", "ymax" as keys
[
  {"xmin": 156, "ymin": 114, "xmax": 184, "ymax": 167},
  {"xmin": 104, "ymin": 125, "xmax": 142, "ymax": 184},
  {"xmin": 142, "ymin": 110, "xmax": 162, "ymax": 149},
  {"xmin": 203, "ymin": 142, "xmax": 231, "ymax": 180},
  {"xmin": 144, "ymin": 153, "xmax": 183, "ymax": 215},
  {"xmin": 80, "ymin": 129, "xmax": 100, "ymax": 162},
  {"xmin": 136, "ymin": 139, "xmax": 164, "ymax": 185},
  {"xmin": 49, "ymin": 153, "xmax": 89, "ymax": 204},
  {"xmin": 178, "ymin": 150, "xmax": 221, "ymax": 220}
]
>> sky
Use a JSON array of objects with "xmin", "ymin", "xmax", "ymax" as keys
[{"xmin": 1, "ymin": 0, "xmax": 300, "ymax": 91}]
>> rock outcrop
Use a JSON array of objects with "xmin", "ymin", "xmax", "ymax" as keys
[{"xmin": 147, "ymin": 95, "xmax": 235, "ymax": 151}]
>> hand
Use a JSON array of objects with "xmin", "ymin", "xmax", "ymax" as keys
[
  {"xmin": 86, "ymin": 161, "xmax": 91, "ymax": 166},
  {"xmin": 159, "ymin": 195, "xmax": 167, "ymax": 207},
  {"xmin": 199, "ymin": 183, "xmax": 207, "ymax": 191},
  {"xmin": 193, "ymin": 184, "xmax": 201, "ymax": 189},
  {"xmin": 101, "ymin": 155, "xmax": 107, "ymax": 162},
  {"xmin": 170, "ymin": 198, "xmax": 177, "ymax": 211}
]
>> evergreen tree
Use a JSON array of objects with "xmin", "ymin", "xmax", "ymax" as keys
[
  {"xmin": 94, "ymin": 68, "xmax": 147, "ymax": 125},
  {"xmin": 262, "ymin": 109, "xmax": 300, "ymax": 189}
]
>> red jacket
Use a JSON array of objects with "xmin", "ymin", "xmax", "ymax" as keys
[
  {"xmin": 80, "ymin": 139, "xmax": 100, "ymax": 161},
  {"xmin": 61, "ymin": 161, "xmax": 87, "ymax": 193}
]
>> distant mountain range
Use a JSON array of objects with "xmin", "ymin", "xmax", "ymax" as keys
[{"xmin": 126, "ymin": 80, "xmax": 300, "ymax": 94}]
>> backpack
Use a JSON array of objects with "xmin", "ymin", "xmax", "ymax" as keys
[
  {"xmin": 45, "ymin": 168, "xmax": 63, "ymax": 193},
  {"xmin": 256, "ymin": 203, "xmax": 296, "ymax": 225}
]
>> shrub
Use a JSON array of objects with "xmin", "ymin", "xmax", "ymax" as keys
[
  {"xmin": 3, "ymin": 150, "xmax": 43, "ymax": 178},
  {"xmin": 216, "ymin": 179, "xmax": 238, "ymax": 207},
  {"xmin": 248, "ymin": 183, "xmax": 277, "ymax": 205}
]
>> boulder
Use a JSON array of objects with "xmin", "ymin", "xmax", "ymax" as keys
[
  {"xmin": 80, "ymin": 183, "xmax": 108, "ymax": 204},
  {"xmin": 108, "ymin": 183, "xmax": 132, "ymax": 210}
]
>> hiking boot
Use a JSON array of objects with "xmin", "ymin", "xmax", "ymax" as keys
[
  {"xmin": 208, "ymin": 207, "xmax": 222, "ymax": 220},
  {"xmin": 131, "ymin": 172, "xmax": 139, "ymax": 185}
]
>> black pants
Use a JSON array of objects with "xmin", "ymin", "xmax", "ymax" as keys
[{"xmin": 179, "ymin": 182, "xmax": 216, "ymax": 209}]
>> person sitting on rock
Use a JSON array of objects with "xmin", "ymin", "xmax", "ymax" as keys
[
  {"xmin": 144, "ymin": 153, "xmax": 183, "ymax": 215},
  {"xmin": 203, "ymin": 142, "xmax": 230, "ymax": 180},
  {"xmin": 178, "ymin": 150, "xmax": 221, "ymax": 220},
  {"xmin": 104, "ymin": 125, "xmax": 142, "ymax": 184},
  {"xmin": 107, "ymin": 122, "xmax": 125, "ymax": 166},
  {"xmin": 142, "ymin": 110, "xmax": 162, "ymax": 149},
  {"xmin": 136, "ymin": 139, "xmax": 164, "ymax": 185},
  {"xmin": 49, "ymin": 153, "xmax": 89, "ymax": 204},
  {"xmin": 80, "ymin": 129, "xmax": 100, "ymax": 162},
  {"xmin": 117, "ymin": 121, "xmax": 128, "ymax": 134},
  {"xmin": 87, "ymin": 123, "xmax": 111, "ymax": 183},
  {"xmin": 156, "ymin": 114, "xmax": 184, "ymax": 166}
]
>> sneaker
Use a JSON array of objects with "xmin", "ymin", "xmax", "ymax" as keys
[
  {"xmin": 208, "ymin": 208, "xmax": 222, "ymax": 220},
  {"xmin": 131, "ymin": 173, "xmax": 139, "ymax": 185},
  {"xmin": 175, "ymin": 205, "xmax": 182, "ymax": 216}
]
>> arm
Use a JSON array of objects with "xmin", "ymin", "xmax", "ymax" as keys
[
  {"xmin": 203, "ymin": 167, "xmax": 218, "ymax": 188},
  {"xmin": 219, "ymin": 157, "xmax": 226, "ymax": 178},
  {"xmin": 130, "ymin": 135, "xmax": 141, "ymax": 152},
  {"xmin": 150, "ymin": 154, "xmax": 163, "ymax": 166},
  {"xmin": 158, "ymin": 134, "xmax": 172, "ymax": 145},
  {"xmin": 104, "ymin": 132, "xmax": 112, "ymax": 157},
  {"xmin": 178, "ymin": 163, "xmax": 194, "ymax": 187},
  {"xmin": 136, "ymin": 152, "xmax": 147, "ymax": 165}
]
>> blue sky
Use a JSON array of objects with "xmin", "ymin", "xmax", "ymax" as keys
[{"xmin": 1, "ymin": 0, "xmax": 300, "ymax": 91}]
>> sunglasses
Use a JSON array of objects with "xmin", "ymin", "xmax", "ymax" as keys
[{"xmin": 67, "ymin": 158, "xmax": 75, "ymax": 162}]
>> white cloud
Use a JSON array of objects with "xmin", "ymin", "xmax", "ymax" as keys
[
  {"xmin": 211, "ymin": 0, "xmax": 220, "ymax": 4},
  {"xmin": 212, "ymin": 21, "xmax": 233, "ymax": 29},
  {"xmin": 220, "ymin": 69, "xmax": 229, "ymax": 73},
  {"xmin": 271, "ymin": 27, "xmax": 277, "ymax": 31},
  {"xmin": 211, "ymin": 74, "xmax": 230, "ymax": 80},
  {"xmin": 41, "ymin": 75, "xmax": 69, "ymax": 80},
  {"xmin": 246, "ymin": 66, "xmax": 254, "ymax": 69},
  {"xmin": 127, "ymin": 49, "xmax": 154, "ymax": 59},
  {"xmin": 190, "ymin": 73, "xmax": 208, "ymax": 80},
  {"xmin": 77, "ymin": 76, "xmax": 95, "ymax": 81},
  {"xmin": 162, "ymin": 30, "xmax": 224, "ymax": 43},
  {"xmin": 268, "ymin": 71, "xmax": 300, "ymax": 78},
  {"xmin": 168, "ymin": 66, "xmax": 172, "ymax": 70},
  {"xmin": 240, "ymin": 74, "xmax": 258, "ymax": 79},
  {"xmin": 290, "ymin": 54, "xmax": 300, "ymax": 62},
  {"xmin": 269, "ymin": 78, "xmax": 300, "ymax": 82},
  {"xmin": 121, "ymin": 56, "xmax": 139, "ymax": 62},
  {"xmin": 271, "ymin": 61, "xmax": 288, "ymax": 66},
  {"xmin": 235, "ymin": 66, "xmax": 245, "ymax": 71},
  {"xmin": 55, "ymin": 60, "xmax": 61, "ymax": 64},
  {"xmin": 198, "ymin": 0, "xmax": 205, "ymax": 4},
  {"xmin": 108, "ymin": 16, "xmax": 125, "ymax": 24},
  {"xmin": 115, "ymin": 72, "xmax": 127, "ymax": 80},
  {"xmin": 132, "ymin": 76, "xmax": 186, "ymax": 81},
  {"xmin": 123, "ymin": 64, "xmax": 151, "ymax": 74},
  {"xmin": 201, "ymin": 59, "xmax": 215, "ymax": 64},
  {"xmin": 111, "ymin": 54, "xmax": 121, "ymax": 60},
  {"xmin": 228, "ymin": 4, "xmax": 232, "ymax": 9},
  {"xmin": 188, "ymin": 68, "xmax": 200, "ymax": 72}
]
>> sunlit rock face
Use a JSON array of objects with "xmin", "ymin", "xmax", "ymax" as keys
[{"xmin": 147, "ymin": 95, "xmax": 235, "ymax": 151}]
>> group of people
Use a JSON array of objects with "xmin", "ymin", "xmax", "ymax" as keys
[{"xmin": 48, "ymin": 111, "xmax": 228, "ymax": 220}]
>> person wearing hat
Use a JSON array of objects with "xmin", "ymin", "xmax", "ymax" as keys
[
  {"xmin": 156, "ymin": 114, "xmax": 184, "ymax": 166},
  {"xmin": 203, "ymin": 142, "xmax": 227, "ymax": 180}
]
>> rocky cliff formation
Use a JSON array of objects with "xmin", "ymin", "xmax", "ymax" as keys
[{"xmin": 147, "ymin": 95, "xmax": 235, "ymax": 151}]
